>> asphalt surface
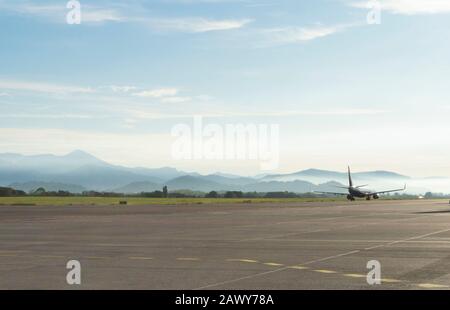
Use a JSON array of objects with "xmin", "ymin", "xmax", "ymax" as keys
[{"xmin": 1, "ymin": 199, "xmax": 450, "ymax": 290}]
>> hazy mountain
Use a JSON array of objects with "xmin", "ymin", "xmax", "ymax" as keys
[
  {"xmin": 262, "ymin": 168, "xmax": 410, "ymax": 184},
  {"xmin": 9, "ymin": 181, "xmax": 87, "ymax": 194},
  {"xmin": 212, "ymin": 172, "xmax": 245, "ymax": 179},
  {"xmin": 0, "ymin": 150, "xmax": 446, "ymax": 194},
  {"xmin": 356, "ymin": 171, "xmax": 410, "ymax": 180},
  {"xmin": 243, "ymin": 180, "xmax": 315, "ymax": 193},
  {"xmin": 0, "ymin": 151, "xmax": 182, "ymax": 190},
  {"xmin": 48, "ymin": 165, "xmax": 165, "ymax": 190},
  {"xmin": 112, "ymin": 181, "xmax": 162, "ymax": 194},
  {"xmin": 165, "ymin": 175, "xmax": 232, "ymax": 192},
  {"xmin": 316, "ymin": 181, "xmax": 348, "ymax": 193},
  {"xmin": 0, "ymin": 150, "xmax": 108, "ymax": 173},
  {"xmin": 200, "ymin": 174, "xmax": 256, "ymax": 186},
  {"xmin": 125, "ymin": 167, "xmax": 186, "ymax": 182}
]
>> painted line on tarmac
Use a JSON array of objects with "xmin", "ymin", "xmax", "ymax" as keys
[
  {"xmin": 381, "ymin": 278, "xmax": 404, "ymax": 283},
  {"xmin": 223, "ymin": 257, "xmax": 448, "ymax": 290},
  {"xmin": 288, "ymin": 265, "xmax": 310, "ymax": 270},
  {"xmin": 314, "ymin": 269, "xmax": 337, "ymax": 274},
  {"xmin": 36, "ymin": 255, "xmax": 65, "ymax": 258},
  {"xmin": 417, "ymin": 283, "xmax": 449, "ymax": 289},
  {"xmin": 129, "ymin": 256, "xmax": 153, "ymax": 260},
  {"xmin": 227, "ymin": 258, "xmax": 259, "ymax": 263},
  {"xmin": 300, "ymin": 250, "xmax": 361, "ymax": 266},
  {"xmin": 85, "ymin": 256, "xmax": 109, "ymax": 260},
  {"xmin": 344, "ymin": 273, "xmax": 366, "ymax": 278},
  {"xmin": 194, "ymin": 266, "xmax": 290, "ymax": 290},
  {"xmin": 364, "ymin": 228, "xmax": 450, "ymax": 251},
  {"xmin": 264, "ymin": 262, "xmax": 284, "ymax": 267}
]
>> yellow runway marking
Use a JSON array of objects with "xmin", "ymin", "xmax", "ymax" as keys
[
  {"xmin": 382, "ymin": 278, "xmax": 403, "ymax": 283},
  {"xmin": 227, "ymin": 259, "xmax": 259, "ymax": 263},
  {"xmin": 264, "ymin": 262, "xmax": 284, "ymax": 267},
  {"xmin": 288, "ymin": 265, "xmax": 309, "ymax": 270},
  {"xmin": 344, "ymin": 273, "xmax": 366, "ymax": 278},
  {"xmin": 85, "ymin": 256, "xmax": 108, "ymax": 260},
  {"xmin": 417, "ymin": 283, "xmax": 449, "ymax": 289},
  {"xmin": 314, "ymin": 269, "xmax": 337, "ymax": 274},
  {"xmin": 3, "ymin": 250, "xmax": 444, "ymax": 290}
]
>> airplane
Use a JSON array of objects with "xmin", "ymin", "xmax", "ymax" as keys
[{"xmin": 315, "ymin": 166, "xmax": 406, "ymax": 201}]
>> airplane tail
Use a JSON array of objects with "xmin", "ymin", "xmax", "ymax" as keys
[{"xmin": 348, "ymin": 166, "xmax": 353, "ymax": 187}]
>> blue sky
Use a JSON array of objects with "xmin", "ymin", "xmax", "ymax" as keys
[{"xmin": 1, "ymin": 0, "xmax": 450, "ymax": 176}]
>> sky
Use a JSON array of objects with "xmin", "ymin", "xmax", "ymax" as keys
[{"xmin": 0, "ymin": 0, "xmax": 450, "ymax": 177}]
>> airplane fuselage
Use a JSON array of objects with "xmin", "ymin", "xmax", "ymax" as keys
[{"xmin": 347, "ymin": 187, "xmax": 379, "ymax": 200}]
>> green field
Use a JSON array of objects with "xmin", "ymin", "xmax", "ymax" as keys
[
  {"xmin": 0, "ymin": 196, "xmax": 350, "ymax": 206},
  {"xmin": 0, "ymin": 196, "xmax": 425, "ymax": 206}
]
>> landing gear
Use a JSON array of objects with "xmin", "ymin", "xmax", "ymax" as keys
[
  {"xmin": 347, "ymin": 194, "xmax": 355, "ymax": 201},
  {"xmin": 366, "ymin": 196, "xmax": 371, "ymax": 200}
]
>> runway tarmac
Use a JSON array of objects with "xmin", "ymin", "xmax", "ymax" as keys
[{"xmin": 1, "ymin": 199, "xmax": 450, "ymax": 289}]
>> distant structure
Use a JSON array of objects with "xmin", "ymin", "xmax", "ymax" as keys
[{"xmin": 163, "ymin": 186, "xmax": 168, "ymax": 198}]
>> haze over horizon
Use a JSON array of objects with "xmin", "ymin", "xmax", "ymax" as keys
[
  {"xmin": 1, "ymin": 149, "xmax": 448, "ymax": 180},
  {"xmin": 1, "ymin": 0, "xmax": 450, "ymax": 177},
  {"xmin": 3, "ymin": 149, "xmax": 449, "ymax": 195}
]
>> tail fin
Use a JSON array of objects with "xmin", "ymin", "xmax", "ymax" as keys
[{"xmin": 348, "ymin": 166, "xmax": 353, "ymax": 187}]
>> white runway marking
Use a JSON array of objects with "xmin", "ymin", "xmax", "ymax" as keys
[
  {"xmin": 194, "ymin": 267, "xmax": 290, "ymax": 290},
  {"xmin": 300, "ymin": 250, "xmax": 361, "ymax": 265},
  {"xmin": 194, "ymin": 225, "xmax": 450, "ymax": 290},
  {"xmin": 364, "ymin": 228, "xmax": 450, "ymax": 250}
]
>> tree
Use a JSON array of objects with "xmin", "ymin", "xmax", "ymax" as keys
[
  {"xmin": 205, "ymin": 191, "xmax": 219, "ymax": 198},
  {"xmin": 32, "ymin": 187, "xmax": 46, "ymax": 195},
  {"xmin": 224, "ymin": 191, "xmax": 243, "ymax": 198},
  {"xmin": 424, "ymin": 192, "xmax": 434, "ymax": 199}
]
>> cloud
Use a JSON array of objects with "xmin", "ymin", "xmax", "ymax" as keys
[
  {"xmin": 261, "ymin": 24, "xmax": 348, "ymax": 46},
  {"xmin": 108, "ymin": 85, "xmax": 137, "ymax": 93},
  {"xmin": 0, "ymin": 1, "xmax": 125, "ymax": 24},
  {"xmin": 123, "ymin": 86, "xmax": 191, "ymax": 103},
  {"xmin": 161, "ymin": 96, "xmax": 192, "ymax": 103},
  {"xmin": 0, "ymin": 113, "xmax": 96, "ymax": 119},
  {"xmin": 81, "ymin": 8, "xmax": 125, "ymax": 23},
  {"xmin": 0, "ymin": 1, "xmax": 251, "ymax": 31},
  {"xmin": 133, "ymin": 88, "xmax": 179, "ymax": 98},
  {"xmin": 275, "ymin": 108, "xmax": 386, "ymax": 116},
  {"xmin": 217, "ymin": 108, "xmax": 387, "ymax": 117},
  {"xmin": 0, "ymin": 80, "xmax": 93, "ymax": 94},
  {"xmin": 350, "ymin": 0, "xmax": 450, "ymax": 15},
  {"xmin": 123, "ymin": 105, "xmax": 386, "ymax": 120},
  {"xmin": 148, "ymin": 17, "xmax": 252, "ymax": 33}
]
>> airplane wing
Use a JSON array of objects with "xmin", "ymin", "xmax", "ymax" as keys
[
  {"xmin": 314, "ymin": 191, "xmax": 348, "ymax": 196},
  {"xmin": 368, "ymin": 184, "xmax": 407, "ymax": 196}
]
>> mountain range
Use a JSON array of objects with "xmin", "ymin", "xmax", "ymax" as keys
[{"xmin": 0, "ymin": 151, "xmax": 448, "ymax": 194}]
